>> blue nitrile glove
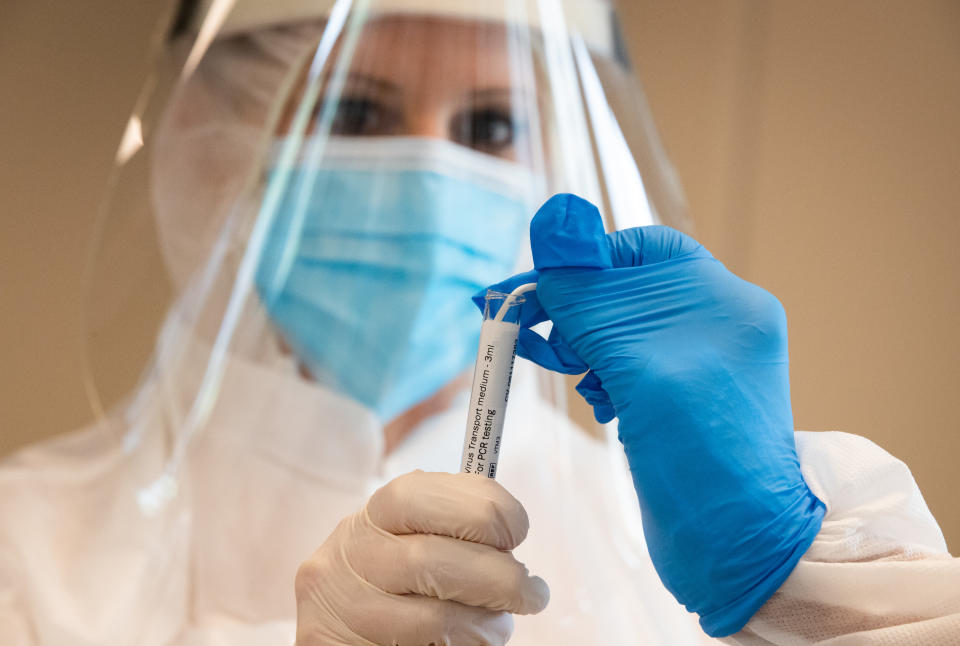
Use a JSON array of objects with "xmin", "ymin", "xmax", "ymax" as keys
[{"xmin": 476, "ymin": 194, "xmax": 825, "ymax": 637}]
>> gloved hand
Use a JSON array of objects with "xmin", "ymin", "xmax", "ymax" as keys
[
  {"xmin": 294, "ymin": 470, "xmax": 549, "ymax": 645},
  {"xmin": 480, "ymin": 194, "xmax": 825, "ymax": 637}
]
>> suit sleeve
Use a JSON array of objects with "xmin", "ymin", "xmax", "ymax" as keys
[{"xmin": 724, "ymin": 431, "xmax": 960, "ymax": 645}]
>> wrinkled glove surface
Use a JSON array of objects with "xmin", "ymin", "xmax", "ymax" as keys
[
  {"xmin": 295, "ymin": 471, "xmax": 548, "ymax": 645},
  {"xmin": 478, "ymin": 194, "xmax": 824, "ymax": 637}
]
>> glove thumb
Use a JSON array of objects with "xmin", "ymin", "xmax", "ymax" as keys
[{"xmin": 530, "ymin": 194, "xmax": 612, "ymax": 270}]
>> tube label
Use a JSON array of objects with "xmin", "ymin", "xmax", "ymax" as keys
[{"xmin": 459, "ymin": 319, "xmax": 521, "ymax": 478}]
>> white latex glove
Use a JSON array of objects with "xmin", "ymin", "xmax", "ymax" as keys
[{"xmin": 295, "ymin": 470, "xmax": 550, "ymax": 646}]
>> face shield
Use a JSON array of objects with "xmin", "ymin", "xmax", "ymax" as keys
[{"xmin": 79, "ymin": 0, "xmax": 700, "ymax": 642}]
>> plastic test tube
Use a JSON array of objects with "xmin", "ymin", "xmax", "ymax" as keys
[{"xmin": 459, "ymin": 283, "xmax": 536, "ymax": 479}]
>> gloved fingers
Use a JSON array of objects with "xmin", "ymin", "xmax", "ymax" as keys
[
  {"xmin": 529, "ymin": 192, "xmax": 710, "ymax": 271},
  {"xmin": 515, "ymin": 327, "xmax": 588, "ymax": 374},
  {"xmin": 351, "ymin": 595, "xmax": 514, "ymax": 646},
  {"xmin": 472, "ymin": 269, "xmax": 548, "ymax": 328},
  {"xmin": 477, "ymin": 194, "xmax": 711, "ymax": 382},
  {"xmin": 474, "ymin": 271, "xmax": 588, "ymax": 374},
  {"xmin": 545, "ymin": 325, "xmax": 590, "ymax": 371},
  {"xmin": 366, "ymin": 471, "xmax": 529, "ymax": 550},
  {"xmin": 606, "ymin": 225, "xmax": 710, "ymax": 267},
  {"xmin": 299, "ymin": 551, "xmax": 515, "ymax": 646},
  {"xmin": 576, "ymin": 371, "xmax": 616, "ymax": 423},
  {"xmin": 484, "ymin": 194, "xmax": 712, "ymax": 381},
  {"xmin": 348, "ymin": 531, "xmax": 549, "ymax": 615}
]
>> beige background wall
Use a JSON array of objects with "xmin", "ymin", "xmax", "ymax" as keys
[
  {"xmin": 621, "ymin": 0, "xmax": 960, "ymax": 549},
  {"xmin": 1, "ymin": 1, "xmax": 957, "ymax": 548}
]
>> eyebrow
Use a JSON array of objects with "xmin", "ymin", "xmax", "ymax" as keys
[
  {"xmin": 341, "ymin": 72, "xmax": 403, "ymax": 96},
  {"xmin": 469, "ymin": 88, "xmax": 514, "ymax": 99},
  {"xmin": 330, "ymin": 75, "xmax": 523, "ymax": 104}
]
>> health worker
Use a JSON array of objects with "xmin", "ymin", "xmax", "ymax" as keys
[{"xmin": 1, "ymin": 1, "xmax": 957, "ymax": 645}]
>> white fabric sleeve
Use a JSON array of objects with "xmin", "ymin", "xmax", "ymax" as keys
[
  {"xmin": 0, "ymin": 546, "xmax": 34, "ymax": 646},
  {"xmin": 724, "ymin": 431, "xmax": 960, "ymax": 645},
  {"xmin": 171, "ymin": 617, "xmax": 296, "ymax": 645}
]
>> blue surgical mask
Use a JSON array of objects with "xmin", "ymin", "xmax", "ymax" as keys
[{"xmin": 255, "ymin": 137, "xmax": 536, "ymax": 420}]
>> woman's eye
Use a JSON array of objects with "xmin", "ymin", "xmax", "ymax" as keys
[
  {"xmin": 328, "ymin": 97, "xmax": 398, "ymax": 136},
  {"xmin": 451, "ymin": 108, "xmax": 516, "ymax": 155}
]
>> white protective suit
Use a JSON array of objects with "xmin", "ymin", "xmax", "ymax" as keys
[
  {"xmin": 0, "ymin": 312, "xmax": 718, "ymax": 644},
  {"xmin": 2, "ymin": 318, "xmax": 959, "ymax": 644},
  {"xmin": 3, "ymin": 7, "xmax": 959, "ymax": 646}
]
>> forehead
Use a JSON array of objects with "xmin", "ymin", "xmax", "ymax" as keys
[{"xmin": 348, "ymin": 15, "xmax": 514, "ymax": 87}]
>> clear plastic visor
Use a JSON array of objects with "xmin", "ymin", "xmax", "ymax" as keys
[
  {"xmin": 83, "ymin": 0, "xmax": 687, "ymax": 504},
  {"xmin": 75, "ymin": 1, "xmax": 698, "ymax": 641}
]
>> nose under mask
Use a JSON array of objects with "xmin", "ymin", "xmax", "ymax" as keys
[{"xmin": 255, "ymin": 136, "xmax": 536, "ymax": 420}]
